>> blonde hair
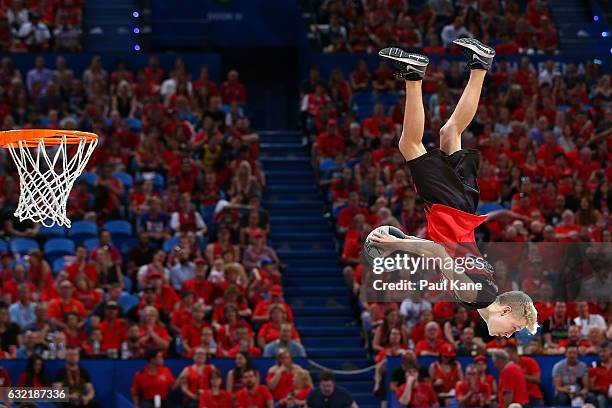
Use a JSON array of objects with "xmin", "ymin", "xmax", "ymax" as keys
[
  {"xmin": 496, "ymin": 291, "xmax": 539, "ymax": 335},
  {"xmin": 295, "ymin": 369, "xmax": 313, "ymax": 388}
]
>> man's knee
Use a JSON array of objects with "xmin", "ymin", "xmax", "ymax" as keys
[
  {"xmin": 439, "ymin": 122, "xmax": 459, "ymax": 143},
  {"xmin": 398, "ymin": 138, "xmax": 426, "ymax": 161}
]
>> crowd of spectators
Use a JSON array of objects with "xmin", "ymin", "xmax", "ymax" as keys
[
  {"xmin": 304, "ymin": 0, "xmax": 559, "ymax": 55},
  {"xmin": 0, "ymin": 0, "xmax": 83, "ymax": 52},
  {"xmin": 0, "ymin": 54, "xmax": 324, "ymax": 407},
  {"xmin": 303, "ymin": 43, "xmax": 611, "ymax": 405}
]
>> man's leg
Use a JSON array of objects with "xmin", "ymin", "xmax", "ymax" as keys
[
  {"xmin": 441, "ymin": 38, "xmax": 496, "ymax": 155},
  {"xmin": 439, "ymin": 69, "xmax": 486, "ymax": 155},
  {"xmin": 377, "ymin": 48, "xmax": 429, "ymax": 161},
  {"xmin": 399, "ymin": 80, "xmax": 427, "ymax": 161}
]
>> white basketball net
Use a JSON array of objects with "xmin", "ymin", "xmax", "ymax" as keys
[{"xmin": 6, "ymin": 135, "xmax": 98, "ymax": 227}]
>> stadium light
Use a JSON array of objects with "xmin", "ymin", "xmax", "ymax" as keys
[
  {"xmin": 602, "ymin": 32, "xmax": 609, "ymax": 38},
  {"xmin": 134, "ymin": 44, "xmax": 141, "ymax": 51},
  {"xmin": 133, "ymin": 27, "xmax": 140, "ymax": 34},
  {"xmin": 593, "ymin": 15, "xmax": 599, "ymax": 22},
  {"xmin": 133, "ymin": 11, "xmax": 140, "ymax": 18}
]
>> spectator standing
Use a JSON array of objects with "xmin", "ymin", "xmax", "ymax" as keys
[
  {"xmin": 53, "ymin": 347, "xmax": 102, "ymax": 408},
  {"xmin": 492, "ymin": 350, "xmax": 529, "ymax": 408},
  {"xmin": 504, "ymin": 344, "xmax": 544, "ymax": 406},
  {"xmin": 132, "ymin": 349, "xmax": 176, "ymax": 408}
]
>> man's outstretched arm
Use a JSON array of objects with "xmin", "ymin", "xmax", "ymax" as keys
[{"xmin": 370, "ymin": 231, "xmax": 481, "ymax": 303}]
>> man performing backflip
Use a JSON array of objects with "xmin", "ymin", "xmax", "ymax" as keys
[{"xmin": 370, "ymin": 38, "xmax": 538, "ymax": 338}]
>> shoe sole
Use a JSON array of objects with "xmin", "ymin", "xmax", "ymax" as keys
[
  {"xmin": 453, "ymin": 38, "xmax": 496, "ymax": 57},
  {"xmin": 378, "ymin": 48, "xmax": 429, "ymax": 66}
]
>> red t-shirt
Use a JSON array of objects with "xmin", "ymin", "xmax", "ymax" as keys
[
  {"xmin": 396, "ymin": 382, "xmax": 437, "ymax": 408},
  {"xmin": 236, "ymin": 385, "xmax": 273, "ymax": 408},
  {"xmin": 99, "ymin": 318, "xmax": 128, "ymax": 350},
  {"xmin": 518, "ymin": 356, "xmax": 543, "ymax": 399},
  {"xmin": 181, "ymin": 321, "xmax": 211, "ymax": 349},
  {"xmin": 499, "ymin": 362, "xmax": 529, "ymax": 404},
  {"xmin": 455, "ymin": 379, "xmax": 491, "ymax": 407},
  {"xmin": 132, "ymin": 366, "xmax": 175, "ymax": 401},
  {"xmin": 589, "ymin": 364, "xmax": 612, "ymax": 394},
  {"xmin": 415, "ymin": 338, "xmax": 446, "ymax": 356},
  {"xmin": 265, "ymin": 369, "xmax": 295, "ymax": 400},
  {"xmin": 48, "ymin": 298, "xmax": 86, "ymax": 321},
  {"xmin": 199, "ymin": 389, "xmax": 233, "ymax": 408}
]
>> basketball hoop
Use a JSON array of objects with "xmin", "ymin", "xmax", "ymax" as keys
[{"xmin": 0, "ymin": 129, "xmax": 98, "ymax": 228}]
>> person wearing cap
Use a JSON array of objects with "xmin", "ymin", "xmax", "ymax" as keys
[
  {"xmin": 242, "ymin": 228, "xmax": 279, "ymax": 271},
  {"xmin": 429, "ymin": 343, "xmax": 463, "ymax": 396},
  {"xmin": 257, "ymin": 306, "xmax": 300, "ymax": 349},
  {"xmin": 474, "ymin": 355, "xmax": 498, "ymax": 396},
  {"xmin": 180, "ymin": 258, "xmax": 214, "ymax": 305},
  {"xmin": 147, "ymin": 268, "xmax": 180, "ymax": 314},
  {"xmin": 47, "ymin": 280, "xmax": 86, "ymax": 330},
  {"xmin": 98, "ymin": 301, "xmax": 128, "ymax": 352},
  {"xmin": 492, "ymin": 349, "xmax": 530, "ymax": 408},
  {"xmin": 252, "ymin": 284, "xmax": 294, "ymax": 324},
  {"xmin": 455, "ymin": 363, "xmax": 492, "ymax": 407},
  {"xmin": 314, "ymin": 117, "xmax": 345, "ymax": 160}
]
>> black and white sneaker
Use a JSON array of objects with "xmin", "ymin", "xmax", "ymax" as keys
[
  {"xmin": 378, "ymin": 47, "xmax": 429, "ymax": 81},
  {"xmin": 453, "ymin": 38, "xmax": 496, "ymax": 71}
]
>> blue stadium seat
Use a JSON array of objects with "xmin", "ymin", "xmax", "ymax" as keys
[
  {"xmin": 39, "ymin": 224, "xmax": 66, "ymax": 238},
  {"xmin": 0, "ymin": 239, "xmax": 7, "ymax": 253},
  {"xmin": 83, "ymin": 238, "xmax": 100, "ymax": 251},
  {"xmin": 113, "ymin": 172, "xmax": 133, "ymax": 193},
  {"xmin": 103, "ymin": 220, "xmax": 133, "ymax": 247},
  {"xmin": 118, "ymin": 293, "xmax": 139, "ymax": 314},
  {"xmin": 10, "ymin": 238, "xmax": 39, "ymax": 255},
  {"xmin": 162, "ymin": 236, "xmax": 179, "ymax": 253},
  {"xmin": 68, "ymin": 221, "xmax": 98, "ymax": 246},
  {"xmin": 52, "ymin": 257, "xmax": 66, "ymax": 275},
  {"xmin": 123, "ymin": 276, "xmax": 132, "ymax": 293},
  {"xmin": 77, "ymin": 172, "xmax": 98, "ymax": 186},
  {"xmin": 125, "ymin": 117, "xmax": 142, "ymax": 132},
  {"xmin": 43, "ymin": 238, "xmax": 76, "ymax": 265},
  {"xmin": 151, "ymin": 173, "xmax": 165, "ymax": 191}
]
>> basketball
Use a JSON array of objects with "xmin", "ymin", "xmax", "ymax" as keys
[{"xmin": 362, "ymin": 225, "xmax": 406, "ymax": 264}]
